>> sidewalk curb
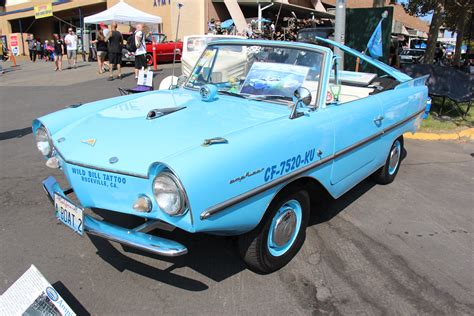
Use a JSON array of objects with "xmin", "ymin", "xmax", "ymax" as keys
[{"xmin": 404, "ymin": 128, "xmax": 474, "ymax": 141}]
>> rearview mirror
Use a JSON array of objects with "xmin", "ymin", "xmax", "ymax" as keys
[{"xmin": 290, "ymin": 87, "xmax": 311, "ymax": 119}]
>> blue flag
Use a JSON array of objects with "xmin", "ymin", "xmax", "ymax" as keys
[{"xmin": 367, "ymin": 20, "xmax": 383, "ymax": 58}]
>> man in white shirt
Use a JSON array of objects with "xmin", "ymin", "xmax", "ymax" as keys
[
  {"xmin": 64, "ymin": 28, "xmax": 78, "ymax": 69},
  {"xmin": 134, "ymin": 23, "xmax": 147, "ymax": 79}
]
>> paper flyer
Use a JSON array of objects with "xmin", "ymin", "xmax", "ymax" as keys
[{"xmin": 0, "ymin": 265, "xmax": 75, "ymax": 316}]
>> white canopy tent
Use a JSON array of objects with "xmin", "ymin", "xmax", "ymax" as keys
[{"xmin": 84, "ymin": 0, "xmax": 162, "ymax": 25}]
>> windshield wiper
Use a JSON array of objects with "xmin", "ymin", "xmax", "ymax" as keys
[
  {"xmin": 247, "ymin": 95, "xmax": 293, "ymax": 103},
  {"xmin": 217, "ymin": 90, "xmax": 248, "ymax": 99},
  {"xmin": 217, "ymin": 91, "xmax": 293, "ymax": 104}
]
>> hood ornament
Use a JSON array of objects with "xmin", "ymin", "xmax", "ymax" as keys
[
  {"xmin": 202, "ymin": 137, "xmax": 228, "ymax": 146},
  {"xmin": 81, "ymin": 139, "xmax": 96, "ymax": 147},
  {"xmin": 109, "ymin": 157, "xmax": 119, "ymax": 164}
]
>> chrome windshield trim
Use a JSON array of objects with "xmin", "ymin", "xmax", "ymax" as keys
[
  {"xmin": 184, "ymin": 40, "xmax": 329, "ymax": 110},
  {"xmin": 200, "ymin": 108, "xmax": 425, "ymax": 220}
]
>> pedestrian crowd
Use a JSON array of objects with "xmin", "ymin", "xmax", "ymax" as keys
[
  {"xmin": 91, "ymin": 22, "xmax": 149, "ymax": 81},
  {"xmin": 207, "ymin": 17, "xmax": 328, "ymax": 41},
  {"xmin": 11, "ymin": 21, "xmax": 147, "ymax": 81},
  {"xmin": 23, "ymin": 28, "xmax": 79, "ymax": 71}
]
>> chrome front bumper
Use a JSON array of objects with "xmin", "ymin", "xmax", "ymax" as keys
[{"xmin": 42, "ymin": 176, "xmax": 187, "ymax": 257}]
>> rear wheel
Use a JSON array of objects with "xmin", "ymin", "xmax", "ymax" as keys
[
  {"xmin": 372, "ymin": 137, "xmax": 403, "ymax": 184},
  {"xmin": 238, "ymin": 187, "xmax": 310, "ymax": 274}
]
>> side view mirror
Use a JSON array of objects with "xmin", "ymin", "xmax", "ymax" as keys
[{"xmin": 290, "ymin": 87, "xmax": 311, "ymax": 119}]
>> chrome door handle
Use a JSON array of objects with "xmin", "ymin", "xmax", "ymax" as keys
[{"xmin": 373, "ymin": 115, "xmax": 384, "ymax": 125}]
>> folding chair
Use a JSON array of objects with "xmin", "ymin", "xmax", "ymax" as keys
[{"xmin": 118, "ymin": 68, "xmax": 154, "ymax": 96}]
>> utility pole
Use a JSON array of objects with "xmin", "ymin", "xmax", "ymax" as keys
[
  {"xmin": 257, "ymin": 2, "xmax": 273, "ymax": 31},
  {"xmin": 334, "ymin": 0, "xmax": 346, "ymax": 70}
]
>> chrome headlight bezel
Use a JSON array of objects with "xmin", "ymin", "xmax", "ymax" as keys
[
  {"xmin": 152, "ymin": 171, "xmax": 188, "ymax": 216},
  {"xmin": 35, "ymin": 126, "xmax": 53, "ymax": 158}
]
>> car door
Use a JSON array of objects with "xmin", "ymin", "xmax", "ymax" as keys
[{"xmin": 327, "ymin": 94, "xmax": 384, "ymax": 185}]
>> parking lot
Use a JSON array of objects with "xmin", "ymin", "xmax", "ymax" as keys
[{"xmin": 1, "ymin": 61, "xmax": 473, "ymax": 315}]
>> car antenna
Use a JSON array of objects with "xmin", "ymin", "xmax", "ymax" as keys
[{"xmin": 171, "ymin": 3, "xmax": 184, "ymax": 83}]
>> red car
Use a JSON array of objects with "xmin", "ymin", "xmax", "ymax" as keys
[{"xmin": 122, "ymin": 33, "xmax": 182, "ymax": 65}]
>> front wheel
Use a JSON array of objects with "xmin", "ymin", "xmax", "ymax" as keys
[
  {"xmin": 372, "ymin": 137, "xmax": 403, "ymax": 184},
  {"xmin": 238, "ymin": 187, "xmax": 310, "ymax": 274}
]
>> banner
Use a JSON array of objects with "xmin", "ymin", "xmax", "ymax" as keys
[
  {"xmin": 34, "ymin": 3, "xmax": 53, "ymax": 19},
  {"xmin": 9, "ymin": 34, "xmax": 19, "ymax": 56}
]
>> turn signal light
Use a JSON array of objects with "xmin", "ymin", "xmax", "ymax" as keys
[
  {"xmin": 45, "ymin": 157, "xmax": 60, "ymax": 169},
  {"xmin": 133, "ymin": 195, "xmax": 152, "ymax": 213}
]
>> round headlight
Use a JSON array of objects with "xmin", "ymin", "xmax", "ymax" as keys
[
  {"xmin": 152, "ymin": 172, "xmax": 186, "ymax": 216},
  {"xmin": 35, "ymin": 126, "xmax": 53, "ymax": 157}
]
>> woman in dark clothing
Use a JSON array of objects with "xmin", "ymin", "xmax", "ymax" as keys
[
  {"xmin": 36, "ymin": 38, "xmax": 44, "ymax": 61},
  {"xmin": 107, "ymin": 22, "xmax": 123, "ymax": 80},
  {"xmin": 92, "ymin": 29, "xmax": 108, "ymax": 74},
  {"xmin": 53, "ymin": 33, "xmax": 64, "ymax": 71}
]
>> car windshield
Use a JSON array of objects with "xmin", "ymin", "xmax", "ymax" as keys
[
  {"xmin": 186, "ymin": 43, "xmax": 324, "ymax": 105},
  {"xmin": 147, "ymin": 33, "xmax": 166, "ymax": 43}
]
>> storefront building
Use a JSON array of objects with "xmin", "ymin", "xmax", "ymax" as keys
[{"xmin": 0, "ymin": 0, "xmax": 327, "ymax": 55}]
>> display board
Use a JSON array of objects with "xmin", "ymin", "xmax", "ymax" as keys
[{"xmin": 344, "ymin": 7, "xmax": 393, "ymax": 71}]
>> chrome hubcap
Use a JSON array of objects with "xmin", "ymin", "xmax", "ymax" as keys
[
  {"xmin": 271, "ymin": 208, "xmax": 297, "ymax": 247},
  {"xmin": 388, "ymin": 141, "xmax": 401, "ymax": 175}
]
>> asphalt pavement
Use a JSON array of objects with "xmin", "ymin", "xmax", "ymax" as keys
[{"xmin": 0, "ymin": 60, "xmax": 473, "ymax": 315}]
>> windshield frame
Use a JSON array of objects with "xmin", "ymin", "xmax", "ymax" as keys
[{"xmin": 184, "ymin": 39, "xmax": 329, "ymax": 110}]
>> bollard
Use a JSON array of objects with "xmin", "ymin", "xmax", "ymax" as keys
[
  {"xmin": 10, "ymin": 51, "xmax": 17, "ymax": 67},
  {"xmin": 152, "ymin": 40, "xmax": 157, "ymax": 71}
]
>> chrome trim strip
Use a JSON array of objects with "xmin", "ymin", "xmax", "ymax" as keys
[
  {"xmin": 85, "ymin": 225, "xmax": 188, "ymax": 257},
  {"xmin": 54, "ymin": 148, "xmax": 149, "ymax": 179},
  {"xmin": 200, "ymin": 108, "xmax": 424, "ymax": 220}
]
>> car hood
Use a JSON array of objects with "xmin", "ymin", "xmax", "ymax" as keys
[{"xmin": 52, "ymin": 90, "xmax": 288, "ymax": 177}]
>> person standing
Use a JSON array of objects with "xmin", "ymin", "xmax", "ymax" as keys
[
  {"xmin": 36, "ymin": 38, "xmax": 43, "ymax": 61},
  {"xmin": 99, "ymin": 22, "xmax": 110, "ymax": 71},
  {"xmin": 107, "ymin": 22, "xmax": 123, "ymax": 81},
  {"xmin": 27, "ymin": 35, "xmax": 37, "ymax": 62},
  {"xmin": 133, "ymin": 23, "xmax": 147, "ymax": 79},
  {"xmin": 53, "ymin": 33, "xmax": 64, "ymax": 71},
  {"xmin": 0, "ymin": 39, "xmax": 5, "ymax": 74},
  {"xmin": 92, "ymin": 29, "xmax": 107, "ymax": 74},
  {"xmin": 64, "ymin": 28, "xmax": 78, "ymax": 69}
]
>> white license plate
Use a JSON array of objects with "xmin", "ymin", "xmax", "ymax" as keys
[{"xmin": 54, "ymin": 193, "xmax": 84, "ymax": 236}]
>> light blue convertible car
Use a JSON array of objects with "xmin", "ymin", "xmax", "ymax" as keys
[{"xmin": 34, "ymin": 38, "xmax": 428, "ymax": 274}]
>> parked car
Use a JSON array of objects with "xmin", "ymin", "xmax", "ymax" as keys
[
  {"xmin": 399, "ymin": 49, "xmax": 425, "ymax": 64},
  {"xmin": 181, "ymin": 35, "xmax": 246, "ymax": 77},
  {"xmin": 34, "ymin": 37, "xmax": 428, "ymax": 274},
  {"xmin": 122, "ymin": 32, "xmax": 182, "ymax": 65}
]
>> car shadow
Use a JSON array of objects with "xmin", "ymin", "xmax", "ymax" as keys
[
  {"xmin": 88, "ymin": 208, "xmax": 245, "ymax": 291},
  {"xmin": 0, "ymin": 126, "xmax": 32, "ymax": 141},
  {"xmin": 87, "ymin": 148, "xmax": 409, "ymax": 290}
]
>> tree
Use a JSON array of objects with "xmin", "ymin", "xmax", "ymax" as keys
[
  {"xmin": 444, "ymin": 0, "xmax": 473, "ymax": 66},
  {"xmin": 403, "ymin": 0, "xmax": 446, "ymax": 64}
]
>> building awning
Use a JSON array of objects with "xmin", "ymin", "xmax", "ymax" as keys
[{"xmin": 212, "ymin": 0, "xmax": 335, "ymax": 19}]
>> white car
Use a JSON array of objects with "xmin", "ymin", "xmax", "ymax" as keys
[{"xmin": 182, "ymin": 35, "xmax": 246, "ymax": 77}]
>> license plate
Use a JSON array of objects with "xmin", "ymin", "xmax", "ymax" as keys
[{"xmin": 54, "ymin": 193, "xmax": 84, "ymax": 236}]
